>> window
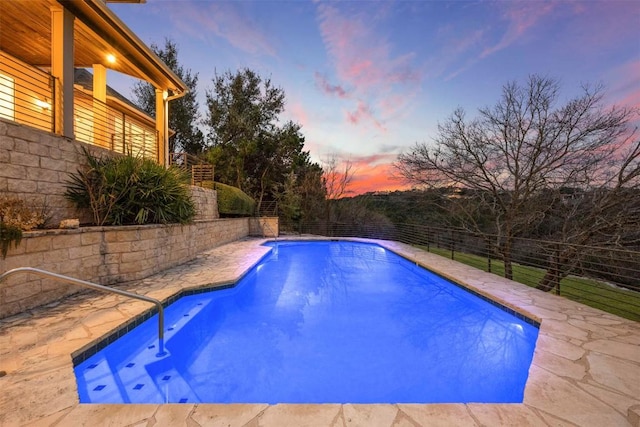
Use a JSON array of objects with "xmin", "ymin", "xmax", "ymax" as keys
[{"xmin": 0, "ymin": 73, "xmax": 15, "ymax": 120}]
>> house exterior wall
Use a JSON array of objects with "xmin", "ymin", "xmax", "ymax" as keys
[
  {"xmin": 0, "ymin": 51, "xmax": 53, "ymax": 132},
  {"xmin": 1, "ymin": 50, "xmax": 160, "ymax": 163},
  {"xmin": 0, "ymin": 218, "xmax": 250, "ymax": 319},
  {"xmin": 0, "ymin": 120, "xmax": 196, "ymax": 227},
  {"xmin": 0, "ymin": 118, "xmax": 107, "ymax": 226}
]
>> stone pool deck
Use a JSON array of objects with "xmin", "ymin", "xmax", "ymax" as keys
[{"xmin": 0, "ymin": 237, "xmax": 638, "ymax": 426}]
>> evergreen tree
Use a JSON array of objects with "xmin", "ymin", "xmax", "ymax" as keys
[
  {"xmin": 204, "ymin": 68, "xmax": 324, "ymax": 213},
  {"xmin": 132, "ymin": 39, "xmax": 205, "ymax": 155}
]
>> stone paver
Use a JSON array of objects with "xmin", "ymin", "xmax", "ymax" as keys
[{"xmin": 0, "ymin": 236, "xmax": 639, "ymax": 426}]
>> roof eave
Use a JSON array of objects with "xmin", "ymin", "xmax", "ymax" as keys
[{"xmin": 58, "ymin": 0, "xmax": 188, "ymax": 97}]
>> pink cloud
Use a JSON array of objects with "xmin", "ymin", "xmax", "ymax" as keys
[
  {"xmin": 606, "ymin": 60, "xmax": 640, "ymax": 111},
  {"xmin": 317, "ymin": 5, "xmax": 420, "ymax": 89},
  {"xmin": 315, "ymin": 3, "xmax": 422, "ymax": 129},
  {"xmin": 166, "ymin": 3, "xmax": 276, "ymax": 57},
  {"xmin": 287, "ymin": 101, "xmax": 310, "ymax": 129},
  {"xmin": 315, "ymin": 73, "xmax": 349, "ymax": 98},
  {"xmin": 481, "ymin": 2, "xmax": 556, "ymax": 58},
  {"xmin": 346, "ymin": 155, "xmax": 412, "ymax": 195},
  {"xmin": 346, "ymin": 101, "xmax": 387, "ymax": 133}
]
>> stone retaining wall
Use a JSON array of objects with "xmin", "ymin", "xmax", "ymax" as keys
[
  {"xmin": 0, "ymin": 120, "xmax": 220, "ymax": 225},
  {"xmin": 190, "ymin": 186, "xmax": 219, "ymax": 221},
  {"xmin": 249, "ymin": 216, "xmax": 279, "ymax": 237},
  {"xmin": 0, "ymin": 119, "xmax": 113, "ymax": 226},
  {"xmin": 0, "ymin": 218, "xmax": 249, "ymax": 319}
]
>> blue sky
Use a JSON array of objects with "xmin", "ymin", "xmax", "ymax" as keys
[{"xmin": 108, "ymin": 0, "xmax": 640, "ymax": 194}]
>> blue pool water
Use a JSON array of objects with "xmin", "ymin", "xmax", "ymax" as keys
[{"xmin": 74, "ymin": 240, "xmax": 539, "ymax": 404}]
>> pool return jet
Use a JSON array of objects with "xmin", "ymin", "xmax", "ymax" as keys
[{"xmin": 0, "ymin": 267, "xmax": 166, "ymax": 356}]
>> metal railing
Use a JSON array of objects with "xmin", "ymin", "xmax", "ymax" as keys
[
  {"xmin": 74, "ymin": 90, "xmax": 159, "ymax": 162},
  {"xmin": 257, "ymin": 200, "xmax": 278, "ymax": 217},
  {"xmin": 169, "ymin": 152, "xmax": 214, "ymax": 185},
  {"xmin": 290, "ymin": 221, "xmax": 640, "ymax": 321},
  {"xmin": 0, "ymin": 52, "xmax": 56, "ymax": 133},
  {"xmin": 261, "ymin": 219, "xmax": 278, "ymax": 240},
  {"xmin": 1, "ymin": 52, "xmax": 159, "ymax": 162},
  {"xmin": 0, "ymin": 267, "xmax": 166, "ymax": 355}
]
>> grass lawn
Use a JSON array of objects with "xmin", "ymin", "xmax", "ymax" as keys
[{"xmin": 424, "ymin": 246, "xmax": 640, "ymax": 322}]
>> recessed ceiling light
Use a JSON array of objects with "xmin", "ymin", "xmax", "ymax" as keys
[{"xmin": 106, "ymin": 54, "xmax": 116, "ymax": 64}]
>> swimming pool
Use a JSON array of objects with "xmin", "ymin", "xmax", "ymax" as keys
[{"xmin": 74, "ymin": 240, "xmax": 539, "ymax": 404}]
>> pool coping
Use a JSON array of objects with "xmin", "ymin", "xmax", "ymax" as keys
[{"xmin": 1, "ymin": 236, "xmax": 639, "ymax": 426}]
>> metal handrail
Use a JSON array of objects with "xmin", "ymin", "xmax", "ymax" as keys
[
  {"xmin": 261, "ymin": 219, "xmax": 278, "ymax": 242},
  {"xmin": 0, "ymin": 267, "xmax": 165, "ymax": 355}
]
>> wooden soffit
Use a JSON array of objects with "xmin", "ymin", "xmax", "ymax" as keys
[{"xmin": 0, "ymin": 0, "xmax": 187, "ymax": 95}]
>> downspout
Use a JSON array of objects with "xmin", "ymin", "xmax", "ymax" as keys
[{"xmin": 164, "ymin": 90, "xmax": 186, "ymax": 167}]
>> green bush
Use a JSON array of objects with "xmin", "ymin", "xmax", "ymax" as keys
[
  {"xmin": 0, "ymin": 222, "xmax": 21, "ymax": 259},
  {"xmin": 65, "ymin": 149, "xmax": 195, "ymax": 226},
  {"xmin": 214, "ymin": 182, "xmax": 255, "ymax": 216},
  {"xmin": 0, "ymin": 195, "xmax": 47, "ymax": 258}
]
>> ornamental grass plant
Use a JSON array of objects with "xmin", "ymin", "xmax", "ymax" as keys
[{"xmin": 65, "ymin": 149, "xmax": 195, "ymax": 226}]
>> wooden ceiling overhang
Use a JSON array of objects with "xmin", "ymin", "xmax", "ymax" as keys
[{"xmin": 0, "ymin": 0, "xmax": 187, "ymax": 96}]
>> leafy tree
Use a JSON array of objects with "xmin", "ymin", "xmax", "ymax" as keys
[
  {"xmin": 204, "ymin": 68, "xmax": 323, "ymax": 214},
  {"xmin": 396, "ymin": 75, "xmax": 639, "ymax": 283},
  {"xmin": 296, "ymin": 161, "xmax": 326, "ymax": 227},
  {"xmin": 132, "ymin": 39, "xmax": 205, "ymax": 155},
  {"xmin": 204, "ymin": 69, "xmax": 284, "ymax": 191}
]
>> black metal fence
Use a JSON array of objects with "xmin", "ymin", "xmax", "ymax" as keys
[{"xmin": 287, "ymin": 221, "xmax": 640, "ymax": 321}]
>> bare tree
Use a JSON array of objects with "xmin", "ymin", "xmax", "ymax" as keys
[
  {"xmin": 322, "ymin": 154, "xmax": 355, "ymax": 234},
  {"xmin": 396, "ymin": 75, "xmax": 639, "ymax": 282},
  {"xmin": 323, "ymin": 154, "xmax": 354, "ymax": 201}
]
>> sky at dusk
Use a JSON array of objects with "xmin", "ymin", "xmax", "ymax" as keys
[{"xmin": 107, "ymin": 0, "xmax": 640, "ymax": 195}]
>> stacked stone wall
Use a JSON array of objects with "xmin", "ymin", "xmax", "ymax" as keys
[
  {"xmin": 190, "ymin": 186, "xmax": 219, "ymax": 221},
  {"xmin": 249, "ymin": 217, "xmax": 279, "ymax": 237},
  {"xmin": 0, "ymin": 119, "xmax": 113, "ymax": 226},
  {"xmin": 0, "ymin": 120, "xmax": 219, "ymax": 225},
  {"xmin": 0, "ymin": 219, "xmax": 249, "ymax": 319}
]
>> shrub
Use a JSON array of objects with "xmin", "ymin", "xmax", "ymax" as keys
[
  {"xmin": 0, "ymin": 195, "xmax": 46, "ymax": 258},
  {"xmin": 0, "ymin": 195, "xmax": 46, "ymax": 231},
  {"xmin": 65, "ymin": 149, "xmax": 196, "ymax": 226},
  {"xmin": 214, "ymin": 182, "xmax": 256, "ymax": 216}
]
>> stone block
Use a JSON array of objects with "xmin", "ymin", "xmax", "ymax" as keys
[
  {"xmin": 9, "ymin": 151, "xmax": 39, "ymax": 168},
  {"xmin": 4, "ymin": 279, "xmax": 42, "ymax": 303},
  {"xmin": 80, "ymin": 254, "xmax": 103, "ymax": 269},
  {"xmin": 0, "ymin": 163, "xmax": 27, "ymax": 179},
  {"xmin": 51, "ymin": 234, "xmax": 82, "ymax": 250},
  {"xmin": 1, "ymin": 251, "xmax": 44, "ymax": 270},
  {"xmin": 41, "ymin": 249, "xmax": 70, "ymax": 264},
  {"xmin": 27, "ymin": 167, "xmax": 59, "ymax": 183},
  {"xmin": 0, "ymin": 146, "xmax": 9, "ymax": 162},
  {"xmin": 48, "ymin": 145, "xmax": 63, "ymax": 160},
  {"xmin": 6, "ymin": 123, "xmax": 41, "ymax": 141},
  {"xmin": 54, "ymin": 258, "xmax": 83, "ymax": 276},
  {"xmin": 39, "ymin": 157, "xmax": 67, "ymax": 172},
  {"xmin": 120, "ymin": 251, "xmax": 144, "ymax": 264},
  {"xmin": 25, "ymin": 236, "xmax": 52, "ymax": 253},
  {"xmin": 80, "ymin": 232, "xmax": 102, "ymax": 246},
  {"xmin": 106, "ymin": 241, "xmax": 132, "ymax": 253},
  {"xmin": 118, "ymin": 261, "xmax": 141, "ymax": 275},
  {"xmin": 7, "ymin": 178, "xmax": 37, "ymax": 193},
  {"xmin": 28, "ymin": 141, "xmax": 50, "ymax": 157},
  {"xmin": 68, "ymin": 246, "xmax": 88, "ymax": 260},
  {"xmin": 116, "ymin": 230, "xmax": 138, "ymax": 242}
]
